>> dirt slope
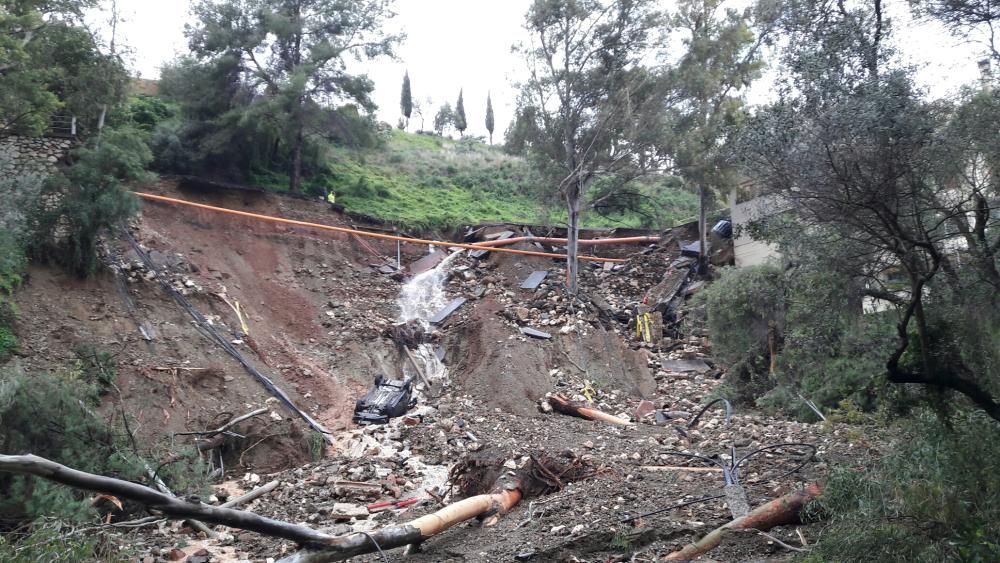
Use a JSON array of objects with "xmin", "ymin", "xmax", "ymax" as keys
[{"xmin": 7, "ymin": 178, "xmax": 873, "ymax": 562}]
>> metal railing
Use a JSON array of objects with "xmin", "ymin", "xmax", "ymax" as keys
[{"xmin": 46, "ymin": 114, "xmax": 76, "ymax": 137}]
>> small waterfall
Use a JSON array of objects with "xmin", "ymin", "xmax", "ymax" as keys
[
  {"xmin": 396, "ymin": 250, "xmax": 462, "ymax": 387},
  {"xmin": 398, "ymin": 249, "xmax": 464, "ymax": 330}
]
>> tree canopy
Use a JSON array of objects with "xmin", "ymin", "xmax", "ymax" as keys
[
  {"xmin": 184, "ymin": 0, "xmax": 402, "ymax": 192},
  {"xmin": 0, "ymin": 0, "xmax": 127, "ymax": 136},
  {"xmin": 454, "ymin": 88, "xmax": 467, "ymax": 136},
  {"xmin": 400, "ymin": 70, "xmax": 412, "ymax": 126},
  {"xmin": 485, "ymin": 92, "xmax": 495, "ymax": 144}
]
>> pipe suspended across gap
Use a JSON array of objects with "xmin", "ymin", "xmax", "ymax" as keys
[
  {"xmin": 132, "ymin": 192, "xmax": 640, "ymax": 264},
  {"xmin": 474, "ymin": 234, "xmax": 660, "ymax": 248}
]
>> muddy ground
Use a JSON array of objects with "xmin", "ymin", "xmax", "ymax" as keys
[{"xmin": 6, "ymin": 179, "xmax": 882, "ymax": 562}]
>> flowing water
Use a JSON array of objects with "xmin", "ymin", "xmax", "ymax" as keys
[{"xmin": 396, "ymin": 249, "xmax": 463, "ymax": 386}]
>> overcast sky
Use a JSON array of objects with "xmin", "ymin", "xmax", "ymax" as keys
[{"xmin": 96, "ymin": 0, "xmax": 987, "ymax": 139}]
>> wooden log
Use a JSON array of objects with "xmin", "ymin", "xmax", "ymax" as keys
[
  {"xmin": 663, "ymin": 482, "xmax": 823, "ymax": 561},
  {"xmin": 0, "ymin": 454, "xmax": 524, "ymax": 563},
  {"xmin": 276, "ymin": 485, "xmax": 523, "ymax": 563},
  {"xmin": 221, "ymin": 480, "xmax": 280, "ymax": 508},
  {"xmin": 547, "ymin": 394, "xmax": 633, "ymax": 426}
]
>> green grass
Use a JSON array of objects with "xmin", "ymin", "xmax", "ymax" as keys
[{"xmin": 310, "ymin": 130, "xmax": 698, "ymax": 229}]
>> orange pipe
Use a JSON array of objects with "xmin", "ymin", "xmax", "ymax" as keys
[
  {"xmin": 475, "ymin": 235, "xmax": 660, "ymax": 248},
  {"xmin": 133, "ymin": 192, "xmax": 628, "ymax": 263}
]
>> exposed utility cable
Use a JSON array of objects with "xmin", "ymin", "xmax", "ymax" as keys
[
  {"xmin": 620, "ymin": 494, "xmax": 726, "ymax": 523},
  {"xmin": 688, "ymin": 398, "xmax": 732, "ymax": 429},
  {"xmin": 122, "ymin": 230, "xmax": 333, "ymax": 444},
  {"xmin": 132, "ymin": 192, "xmax": 630, "ymax": 264}
]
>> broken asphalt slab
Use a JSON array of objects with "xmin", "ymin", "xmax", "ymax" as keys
[
  {"xmin": 520, "ymin": 271, "xmax": 548, "ymax": 290},
  {"xmin": 429, "ymin": 298, "xmax": 467, "ymax": 324},
  {"xmin": 520, "ymin": 327, "xmax": 552, "ymax": 339},
  {"xmin": 408, "ymin": 250, "xmax": 448, "ymax": 276},
  {"xmin": 660, "ymin": 358, "xmax": 711, "ymax": 373}
]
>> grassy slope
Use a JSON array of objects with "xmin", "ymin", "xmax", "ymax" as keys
[{"xmin": 324, "ymin": 130, "xmax": 699, "ymax": 229}]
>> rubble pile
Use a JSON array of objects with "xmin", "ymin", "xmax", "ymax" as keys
[
  {"xmin": 111, "ymin": 244, "xmax": 206, "ymax": 295},
  {"xmin": 108, "ymin": 222, "xmax": 882, "ymax": 563}
]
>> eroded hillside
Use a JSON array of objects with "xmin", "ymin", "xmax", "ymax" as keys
[{"xmin": 7, "ymin": 180, "xmax": 870, "ymax": 562}]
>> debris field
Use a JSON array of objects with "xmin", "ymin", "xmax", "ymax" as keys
[{"xmin": 12, "ymin": 181, "xmax": 882, "ymax": 562}]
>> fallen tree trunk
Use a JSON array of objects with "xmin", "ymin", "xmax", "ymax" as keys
[
  {"xmin": 0, "ymin": 454, "xmax": 335, "ymax": 545},
  {"xmin": 663, "ymin": 482, "xmax": 823, "ymax": 561},
  {"xmin": 277, "ymin": 484, "xmax": 523, "ymax": 563},
  {"xmin": 0, "ymin": 454, "xmax": 524, "ymax": 563},
  {"xmin": 548, "ymin": 394, "xmax": 633, "ymax": 426}
]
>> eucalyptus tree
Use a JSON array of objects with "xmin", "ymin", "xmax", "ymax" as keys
[
  {"xmin": 664, "ymin": 0, "xmax": 776, "ymax": 270},
  {"xmin": 511, "ymin": 0, "xmax": 667, "ymax": 295}
]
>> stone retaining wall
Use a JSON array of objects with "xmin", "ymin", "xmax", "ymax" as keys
[{"xmin": 0, "ymin": 135, "xmax": 75, "ymax": 177}]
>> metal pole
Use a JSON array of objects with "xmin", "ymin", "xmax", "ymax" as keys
[{"xmin": 397, "ymin": 240, "xmax": 401, "ymax": 269}]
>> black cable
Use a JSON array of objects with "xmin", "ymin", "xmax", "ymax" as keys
[
  {"xmin": 123, "ymin": 230, "xmax": 331, "ymax": 440},
  {"xmin": 688, "ymin": 397, "xmax": 732, "ymax": 429},
  {"xmin": 360, "ymin": 531, "xmax": 390, "ymax": 563},
  {"xmin": 655, "ymin": 451, "xmax": 734, "ymax": 485},
  {"xmin": 620, "ymin": 494, "xmax": 726, "ymax": 523},
  {"xmin": 732, "ymin": 442, "xmax": 817, "ymax": 484}
]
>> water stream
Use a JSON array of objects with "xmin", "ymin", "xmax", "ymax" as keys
[{"xmin": 396, "ymin": 249, "xmax": 463, "ymax": 387}]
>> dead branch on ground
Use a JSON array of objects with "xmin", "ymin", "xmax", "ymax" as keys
[
  {"xmin": 663, "ymin": 482, "xmax": 823, "ymax": 561},
  {"xmin": 0, "ymin": 454, "xmax": 527, "ymax": 563},
  {"xmin": 174, "ymin": 408, "xmax": 269, "ymax": 439},
  {"xmin": 0, "ymin": 454, "xmax": 334, "ymax": 545}
]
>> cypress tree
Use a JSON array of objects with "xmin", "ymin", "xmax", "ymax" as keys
[
  {"xmin": 454, "ymin": 89, "xmax": 467, "ymax": 136},
  {"xmin": 485, "ymin": 93, "xmax": 495, "ymax": 144},
  {"xmin": 400, "ymin": 71, "xmax": 412, "ymax": 129}
]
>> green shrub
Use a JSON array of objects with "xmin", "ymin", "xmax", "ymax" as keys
[
  {"xmin": 0, "ymin": 520, "xmax": 116, "ymax": 562},
  {"xmin": 0, "ymin": 367, "xmax": 143, "ymax": 522},
  {"xmin": 121, "ymin": 95, "xmax": 178, "ymax": 132},
  {"xmin": 0, "ymin": 327, "xmax": 15, "ymax": 360},
  {"xmin": 74, "ymin": 344, "xmax": 117, "ymax": 391},
  {"xmin": 805, "ymin": 411, "xmax": 1000, "ymax": 562},
  {"xmin": 705, "ymin": 263, "xmax": 897, "ymax": 418},
  {"xmin": 703, "ymin": 264, "xmax": 786, "ymax": 402},
  {"xmin": 28, "ymin": 127, "xmax": 150, "ymax": 276},
  {"xmin": 0, "ymin": 231, "xmax": 26, "ymax": 325}
]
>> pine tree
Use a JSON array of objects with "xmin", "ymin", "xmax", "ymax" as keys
[
  {"xmin": 485, "ymin": 93, "xmax": 495, "ymax": 144},
  {"xmin": 454, "ymin": 89, "xmax": 467, "ymax": 136},
  {"xmin": 400, "ymin": 71, "xmax": 412, "ymax": 129}
]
